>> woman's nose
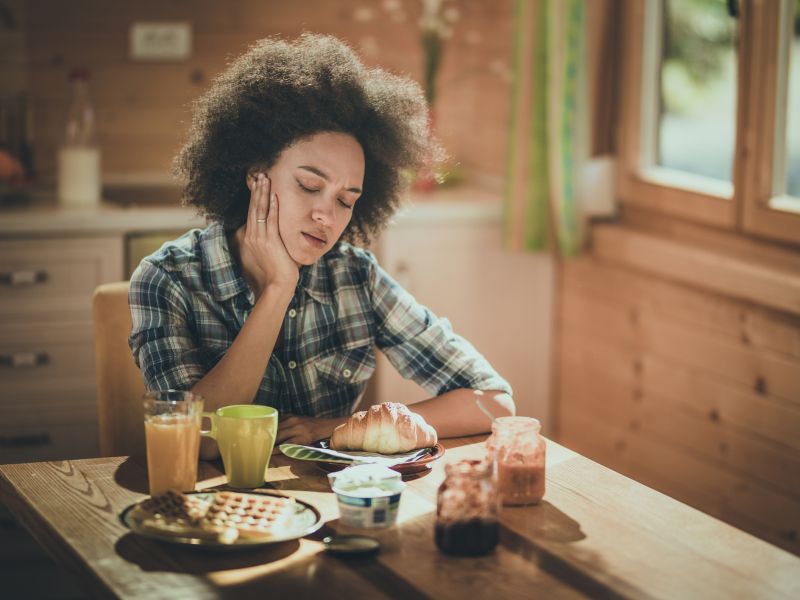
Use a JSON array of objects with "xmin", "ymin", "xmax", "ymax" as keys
[{"xmin": 311, "ymin": 194, "xmax": 336, "ymax": 225}]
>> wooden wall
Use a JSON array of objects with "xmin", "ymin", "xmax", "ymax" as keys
[
  {"xmin": 15, "ymin": 0, "xmax": 512, "ymax": 185},
  {"xmin": 557, "ymin": 253, "xmax": 800, "ymax": 556}
]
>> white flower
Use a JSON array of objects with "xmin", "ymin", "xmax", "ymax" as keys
[
  {"xmin": 382, "ymin": 0, "xmax": 402, "ymax": 12},
  {"xmin": 443, "ymin": 6, "xmax": 460, "ymax": 23},
  {"xmin": 422, "ymin": 0, "xmax": 443, "ymax": 18},
  {"xmin": 353, "ymin": 6, "xmax": 374, "ymax": 22}
]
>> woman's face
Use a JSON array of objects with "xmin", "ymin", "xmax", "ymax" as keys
[{"xmin": 257, "ymin": 132, "xmax": 365, "ymax": 266}]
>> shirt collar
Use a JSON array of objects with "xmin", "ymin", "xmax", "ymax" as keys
[
  {"xmin": 202, "ymin": 221, "xmax": 334, "ymax": 305},
  {"xmin": 200, "ymin": 222, "xmax": 249, "ymax": 302},
  {"xmin": 297, "ymin": 252, "xmax": 333, "ymax": 305}
]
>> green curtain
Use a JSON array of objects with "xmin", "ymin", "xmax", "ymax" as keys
[{"xmin": 504, "ymin": 0, "xmax": 587, "ymax": 256}]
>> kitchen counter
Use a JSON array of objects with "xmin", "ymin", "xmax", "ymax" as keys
[{"xmin": 0, "ymin": 184, "xmax": 503, "ymax": 237}]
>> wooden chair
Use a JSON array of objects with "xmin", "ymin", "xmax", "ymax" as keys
[{"xmin": 92, "ymin": 281, "xmax": 146, "ymax": 457}]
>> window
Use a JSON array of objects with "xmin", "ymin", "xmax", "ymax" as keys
[
  {"xmin": 650, "ymin": 0, "xmax": 737, "ymax": 186},
  {"xmin": 618, "ymin": 0, "xmax": 800, "ymax": 244},
  {"xmin": 770, "ymin": 0, "xmax": 800, "ymax": 208}
]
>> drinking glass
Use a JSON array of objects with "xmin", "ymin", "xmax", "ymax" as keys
[{"xmin": 143, "ymin": 390, "xmax": 203, "ymax": 496}]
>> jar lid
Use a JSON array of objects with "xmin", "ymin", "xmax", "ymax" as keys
[
  {"xmin": 323, "ymin": 535, "xmax": 381, "ymax": 557},
  {"xmin": 491, "ymin": 416, "xmax": 541, "ymax": 433}
]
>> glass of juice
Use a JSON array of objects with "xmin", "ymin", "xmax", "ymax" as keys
[{"xmin": 143, "ymin": 390, "xmax": 203, "ymax": 496}]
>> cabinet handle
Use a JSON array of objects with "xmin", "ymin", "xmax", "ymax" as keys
[
  {"xmin": 0, "ymin": 269, "xmax": 49, "ymax": 286},
  {"xmin": 0, "ymin": 352, "xmax": 50, "ymax": 368},
  {"xmin": 0, "ymin": 434, "xmax": 52, "ymax": 448}
]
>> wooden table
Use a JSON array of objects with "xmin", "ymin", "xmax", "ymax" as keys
[{"xmin": 1, "ymin": 436, "xmax": 798, "ymax": 599}]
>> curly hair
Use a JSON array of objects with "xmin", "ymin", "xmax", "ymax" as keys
[{"xmin": 174, "ymin": 34, "xmax": 440, "ymax": 244}]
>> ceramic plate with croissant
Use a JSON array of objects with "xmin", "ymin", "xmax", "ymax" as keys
[{"xmin": 330, "ymin": 402, "xmax": 438, "ymax": 454}]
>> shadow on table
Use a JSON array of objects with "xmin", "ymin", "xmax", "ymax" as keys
[
  {"xmin": 113, "ymin": 456, "xmax": 149, "ymax": 494},
  {"xmin": 507, "ymin": 500, "xmax": 586, "ymax": 544},
  {"xmin": 115, "ymin": 532, "xmax": 301, "ymax": 573},
  {"xmin": 113, "ymin": 457, "xmax": 226, "ymax": 495},
  {"xmin": 502, "ymin": 501, "xmax": 647, "ymax": 599}
]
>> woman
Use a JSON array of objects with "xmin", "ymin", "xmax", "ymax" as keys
[{"xmin": 128, "ymin": 35, "xmax": 514, "ymax": 459}]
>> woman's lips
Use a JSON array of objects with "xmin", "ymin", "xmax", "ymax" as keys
[{"xmin": 302, "ymin": 232, "xmax": 327, "ymax": 249}]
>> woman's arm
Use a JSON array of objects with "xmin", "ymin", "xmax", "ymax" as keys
[
  {"xmin": 192, "ymin": 282, "xmax": 291, "ymax": 395},
  {"xmin": 274, "ymin": 389, "xmax": 513, "ymax": 447},
  {"xmin": 191, "ymin": 174, "xmax": 298, "ymax": 459},
  {"xmin": 408, "ymin": 389, "xmax": 514, "ymax": 438}
]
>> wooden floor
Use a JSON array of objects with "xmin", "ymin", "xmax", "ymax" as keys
[{"xmin": 0, "ymin": 502, "xmax": 88, "ymax": 600}]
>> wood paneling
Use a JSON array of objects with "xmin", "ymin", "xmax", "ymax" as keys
[
  {"xmin": 557, "ymin": 255, "xmax": 800, "ymax": 555},
  {"xmin": 18, "ymin": 0, "xmax": 513, "ymax": 182}
]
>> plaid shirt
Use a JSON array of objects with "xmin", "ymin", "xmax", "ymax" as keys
[{"xmin": 128, "ymin": 222, "xmax": 511, "ymax": 418}]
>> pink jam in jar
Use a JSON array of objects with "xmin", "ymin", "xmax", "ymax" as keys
[{"xmin": 487, "ymin": 416, "xmax": 546, "ymax": 506}]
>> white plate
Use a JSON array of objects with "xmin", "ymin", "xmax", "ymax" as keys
[{"xmin": 119, "ymin": 491, "xmax": 323, "ymax": 549}]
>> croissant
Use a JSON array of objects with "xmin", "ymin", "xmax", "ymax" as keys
[{"xmin": 330, "ymin": 402, "xmax": 438, "ymax": 454}]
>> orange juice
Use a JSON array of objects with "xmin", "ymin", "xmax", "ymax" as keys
[{"xmin": 145, "ymin": 414, "xmax": 201, "ymax": 496}]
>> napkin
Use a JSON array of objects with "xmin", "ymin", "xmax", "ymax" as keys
[{"xmin": 279, "ymin": 443, "xmax": 430, "ymax": 467}]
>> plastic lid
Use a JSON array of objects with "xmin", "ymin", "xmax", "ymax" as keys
[
  {"xmin": 327, "ymin": 464, "xmax": 402, "ymax": 488},
  {"xmin": 323, "ymin": 535, "xmax": 381, "ymax": 557}
]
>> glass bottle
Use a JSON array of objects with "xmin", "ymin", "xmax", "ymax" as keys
[
  {"xmin": 435, "ymin": 459, "xmax": 500, "ymax": 556},
  {"xmin": 58, "ymin": 68, "xmax": 101, "ymax": 207},
  {"xmin": 487, "ymin": 416, "xmax": 546, "ymax": 506}
]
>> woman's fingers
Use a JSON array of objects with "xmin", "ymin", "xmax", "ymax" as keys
[
  {"xmin": 276, "ymin": 425, "xmax": 306, "ymax": 444},
  {"xmin": 246, "ymin": 172, "xmax": 259, "ymax": 229},
  {"xmin": 255, "ymin": 175, "xmax": 270, "ymax": 235},
  {"xmin": 267, "ymin": 192, "xmax": 280, "ymax": 238}
]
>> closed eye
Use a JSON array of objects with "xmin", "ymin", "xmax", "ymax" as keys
[
  {"xmin": 297, "ymin": 181, "xmax": 320, "ymax": 194},
  {"xmin": 298, "ymin": 180, "xmax": 353, "ymax": 209}
]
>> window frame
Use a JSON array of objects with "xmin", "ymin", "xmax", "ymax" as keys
[
  {"xmin": 740, "ymin": 0, "xmax": 800, "ymax": 245},
  {"xmin": 616, "ymin": 0, "xmax": 800, "ymax": 245}
]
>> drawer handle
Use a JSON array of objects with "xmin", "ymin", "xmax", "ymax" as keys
[
  {"xmin": 0, "ymin": 434, "xmax": 52, "ymax": 448},
  {"xmin": 0, "ymin": 269, "xmax": 49, "ymax": 286},
  {"xmin": 0, "ymin": 352, "xmax": 50, "ymax": 368}
]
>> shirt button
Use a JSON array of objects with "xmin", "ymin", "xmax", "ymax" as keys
[
  {"xmin": 288, "ymin": 309, "xmax": 297, "ymax": 318},
  {"xmin": 342, "ymin": 368, "xmax": 352, "ymax": 378},
  {"xmin": 288, "ymin": 360, "xmax": 297, "ymax": 369}
]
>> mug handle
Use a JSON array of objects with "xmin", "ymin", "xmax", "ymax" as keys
[{"xmin": 200, "ymin": 411, "xmax": 217, "ymax": 440}]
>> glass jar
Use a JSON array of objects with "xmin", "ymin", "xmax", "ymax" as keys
[
  {"xmin": 487, "ymin": 416, "xmax": 546, "ymax": 506},
  {"xmin": 435, "ymin": 459, "xmax": 500, "ymax": 556}
]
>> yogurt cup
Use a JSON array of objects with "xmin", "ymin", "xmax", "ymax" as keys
[{"xmin": 328, "ymin": 464, "xmax": 405, "ymax": 529}]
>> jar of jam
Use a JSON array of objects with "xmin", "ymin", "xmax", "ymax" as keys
[
  {"xmin": 435, "ymin": 459, "xmax": 500, "ymax": 556},
  {"xmin": 487, "ymin": 416, "xmax": 546, "ymax": 506}
]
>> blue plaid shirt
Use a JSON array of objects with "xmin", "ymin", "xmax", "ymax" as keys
[{"xmin": 128, "ymin": 222, "xmax": 511, "ymax": 418}]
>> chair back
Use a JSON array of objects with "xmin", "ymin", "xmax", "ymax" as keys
[{"xmin": 92, "ymin": 281, "xmax": 146, "ymax": 456}]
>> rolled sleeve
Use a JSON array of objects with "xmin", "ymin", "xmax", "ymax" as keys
[
  {"xmin": 368, "ymin": 257, "xmax": 512, "ymax": 397},
  {"xmin": 128, "ymin": 260, "xmax": 205, "ymax": 392}
]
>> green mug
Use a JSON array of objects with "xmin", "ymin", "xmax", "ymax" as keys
[{"xmin": 201, "ymin": 405, "xmax": 278, "ymax": 488}]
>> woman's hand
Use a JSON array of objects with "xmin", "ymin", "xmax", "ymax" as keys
[
  {"xmin": 239, "ymin": 173, "xmax": 299, "ymax": 295},
  {"xmin": 276, "ymin": 414, "xmax": 346, "ymax": 446}
]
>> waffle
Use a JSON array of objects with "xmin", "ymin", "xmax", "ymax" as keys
[
  {"xmin": 200, "ymin": 491, "xmax": 297, "ymax": 543},
  {"xmin": 132, "ymin": 490, "xmax": 297, "ymax": 544}
]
